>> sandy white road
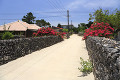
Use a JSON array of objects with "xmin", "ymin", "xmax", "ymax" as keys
[{"xmin": 0, "ymin": 34, "xmax": 94, "ymax": 80}]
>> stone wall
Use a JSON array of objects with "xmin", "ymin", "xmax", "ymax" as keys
[
  {"xmin": 0, "ymin": 36, "xmax": 63, "ymax": 65},
  {"xmin": 85, "ymin": 36, "xmax": 120, "ymax": 80}
]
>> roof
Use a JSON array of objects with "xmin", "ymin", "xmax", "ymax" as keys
[
  {"xmin": 0, "ymin": 20, "xmax": 41, "ymax": 31},
  {"xmin": 52, "ymin": 26, "xmax": 63, "ymax": 29},
  {"xmin": 29, "ymin": 24, "xmax": 41, "ymax": 30},
  {"xmin": 61, "ymin": 25, "xmax": 73, "ymax": 26}
]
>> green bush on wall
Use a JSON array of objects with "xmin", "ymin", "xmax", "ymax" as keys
[{"xmin": 2, "ymin": 32, "xmax": 14, "ymax": 40}]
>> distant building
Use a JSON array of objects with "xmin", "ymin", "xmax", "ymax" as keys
[
  {"xmin": 52, "ymin": 26, "xmax": 63, "ymax": 32},
  {"xmin": 0, "ymin": 20, "xmax": 41, "ymax": 37},
  {"xmin": 41, "ymin": 25, "xmax": 50, "ymax": 28},
  {"xmin": 61, "ymin": 25, "xmax": 74, "ymax": 29}
]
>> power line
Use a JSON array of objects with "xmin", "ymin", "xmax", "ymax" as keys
[
  {"xmin": 46, "ymin": 0, "xmax": 65, "ymax": 15},
  {"xmin": 56, "ymin": 0, "xmax": 66, "ymax": 10},
  {"xmin": 0, "ymin": 19, "xmax": 21, "ymax": 20},
  {"xmin": 0, "ymin": 11, "xmax": 66, "ymax": 15},
  {"xmin": 43, "ymin": 0, "xmax": 65, "ymax": 23},
  {"xmin": 0, "ymin": 15, "xmax": 66, "ymax": 20},
  {"xmin": 54, "ymin": 0, "xmax": 66, "ymax": 13}
]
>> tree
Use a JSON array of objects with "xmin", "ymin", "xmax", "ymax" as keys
[
  {"xmin": 72, "ymin": 27, "xmax": 79, "ymax": 34},
  {"xmin": 88, "ymin": 8, "xmax": 120, "ymax": 38},
  {"xmin": 78, "ymin": 23, "xmax": 87, "ymax": 33},
  {"xmin": 80, "ymin": 23, "xmax": 86, "ymax": 27},
  {"xmin": 89, "ymin": 8, "xmax": 120, "ymax": 33},
  {"xmin": 22, "ymin": 12, "xmax": 36, "ymax": 24},
  {"xmin": 86, "ymin": 21, "xmax": 93, "ymax": 28},
  {"xmin": 36, "ymin": 19, "xmax": 50, "ymax": 27},
  {"xmin": 57, "ymin": 23, "xmax": 61, "ymax": 28}
]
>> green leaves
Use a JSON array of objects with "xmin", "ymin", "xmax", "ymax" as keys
[
  {"xmin": 78, "ymin": 23, "xmax": 87, "ymax": 33},
  {"xmin": 36, "ymin": 19, "xmax": 50, "ymax": 27},
  {"xmin": 62, "ymin": 29, "xmax": 68, "ymax": 32},
  {"xmin": 89, "ymin": 8, "xmax": 120, "ymax": 33},
  {"xmin": 78, "ymin": 57, "xmax": 92, "ymax": 73},
  {"xmin": 2, "ymin": 32, "xmax": 14, "ymax": 40},
  {"xmin": 22, "ymin": 12, "xmax": 36, "ymax": 24}
]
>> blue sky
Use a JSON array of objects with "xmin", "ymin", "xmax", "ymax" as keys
[{"xmin": 0, "ymin": 0, "xmax": 120, "ymax": 27}]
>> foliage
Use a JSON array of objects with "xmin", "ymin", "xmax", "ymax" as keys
[
  {"xmin": 72, "ymin": 27, "xmax": 79, "ymax": 33},
  {"xmin": 78, "ymin": 57, "xmax": 92, "ymax": 73},
  {"xmin": 69, "ymin": 29, "xmax": 74, "ymax": 33},
  {"xmin": 62, "ymin": 28, "xmax": 68, "ymax": 32},
  {"xmin": 78, "ymin": 23, "xmax": 87, "ymax": 33},
  {"xmin": 36, "ymin": 19, "xmax": 50, "ymax": 27},
  {"xmin": 19, "ymin": 32, "xmax": 24, "ymax": 36},
  {"xmin": 2, "ymin": 32, "xmax": 14, "ymax": 40},
  {"xmin": 57, "ymin": 23, "xmax": 62, "ymax": 28},
  {"xmin": 86, "ymin": 21, "xmax": 93, "ymax": 28},
  {"xmin": 83, "ymin": 22, "xmax": 114, "ymax": 40},
  {"xmin": 0, "ymin": 33, "xmax": 3, "ymax": 36},
  {"xmin": 22, "ymin": 12, "xmax": 36, "ymax": 24},
  {"xmin": 33, "ymin": 27, "xmax": 66, "ymax": 38},
  {"xmin": 89, "ymin": 8, "xmax": 120, "ymax": 33}
]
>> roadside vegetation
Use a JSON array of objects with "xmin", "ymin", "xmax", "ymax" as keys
[{"xmin": 78, "ymin": 57, "xmax": 92, "ymax": 74}]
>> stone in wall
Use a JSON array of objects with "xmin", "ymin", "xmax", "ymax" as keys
[
  {"xmin": 0, "ymin": 36, "xmax": 63, "ymax": 65},
  {"xmin": 86, "ymin": 36, "xmax": 120, "ymax": 80}
]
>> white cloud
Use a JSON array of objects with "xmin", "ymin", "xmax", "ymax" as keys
[
  {"xmin": 67, "ymin": 0, "xmax": 119, "ymax": 10},
  {"xmin": 84, "ymin": 0, "xmax": 119, "ymax": 8},
  {"xmin": 67, "ymin": 0, "xmax": 84, "ymax": 10}
]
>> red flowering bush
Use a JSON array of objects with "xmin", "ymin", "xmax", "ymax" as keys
[
  {"xmin": 33, "ymin": 27, "xmax": 66, "ymax": 38},
  {"xmin": 83, "ymin": 22, "xmax": 114, "ymax": 40}
]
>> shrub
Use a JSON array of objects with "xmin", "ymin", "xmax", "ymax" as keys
[
  {"xmin": 62, "ymin": 29, "xmax": 68, "ymax": 32},
  {"xmin": 83, "ymin": 22, "xmax": 114, "ymax": 40},
  {"xmin": 33, "ymin": 27, "xmax": 66, "ymax": 38},
  {"xmin": 78, "ymin": 23, "xmax": 87, "ymax": 33},
  {"xmin": 78, "ymin": 57, "xmax": 92, "ymax": 73},
  {"xmin": 2, "ymin": 32, "xmax": 14, "ymax": 40},
  {"xmin": 72, "ymin": 27, "xmax": 79, "ymax": 33}
]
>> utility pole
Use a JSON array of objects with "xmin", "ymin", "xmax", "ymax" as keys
[
  {"xmin": 71, "ymin": 20, "xmax": 72, "ymax": 29},
  {"xmin": 71, "ymin": 20, "xmax": 72, "ymax": 25},
  {"xmin": 67, "ymin": 10, "xmax": 69, "ymax": 32}
]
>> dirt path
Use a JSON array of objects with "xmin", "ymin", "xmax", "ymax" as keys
[{"xmin": 0, "ymin": 34, "xmax": 94, "ymax": 80}]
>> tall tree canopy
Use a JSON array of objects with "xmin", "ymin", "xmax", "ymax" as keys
[
  {"xmin": 22, "ymin": 12, "xmax": 36, "ymax": 24},
  {"xmin": 36, "ymin": 19, "xmax": 50, "ymax": 27}
]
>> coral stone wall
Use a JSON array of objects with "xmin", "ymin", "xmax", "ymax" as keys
[
  {"xmin": 0, "ymin": 36, "xmax": 63, "ymax": 65},
  {"xmin": 86, "ymin": 36, "xmax": 120, "ymax": 80}
]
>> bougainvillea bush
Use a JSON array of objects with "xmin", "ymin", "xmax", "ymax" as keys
[
  {"xmin": 83, "ymin": 22, "xmax": 114, "ymax": 40},
  {"xmin": 33, "ymin": 27, "xmax": 66, "ymax": 38}
]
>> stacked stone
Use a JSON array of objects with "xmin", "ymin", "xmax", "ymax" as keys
[
  {"xmin": 86, "ymin": 36, "xmax": 120, "ymax": 80},
  {"xmin": 0, "ymin": 36, "xmax": 63, "ymax": 65}
]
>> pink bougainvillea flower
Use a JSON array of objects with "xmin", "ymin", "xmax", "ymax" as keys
[
  {"xmin": 83, "ymin": 22, "xmax": 114, "ymax": 40},
  {"xmin": 32, "ymin": 27, "xmax": 66, "ymax": 38}
]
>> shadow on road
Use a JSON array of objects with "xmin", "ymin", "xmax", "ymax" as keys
[{"xmin": 78, "ymin": 72, "xmax": 91, "ymax": 77}]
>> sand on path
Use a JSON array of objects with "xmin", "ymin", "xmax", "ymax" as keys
[{"xmin": 0, "ymin": 34, "xmax": 94, "ymax": 80}]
